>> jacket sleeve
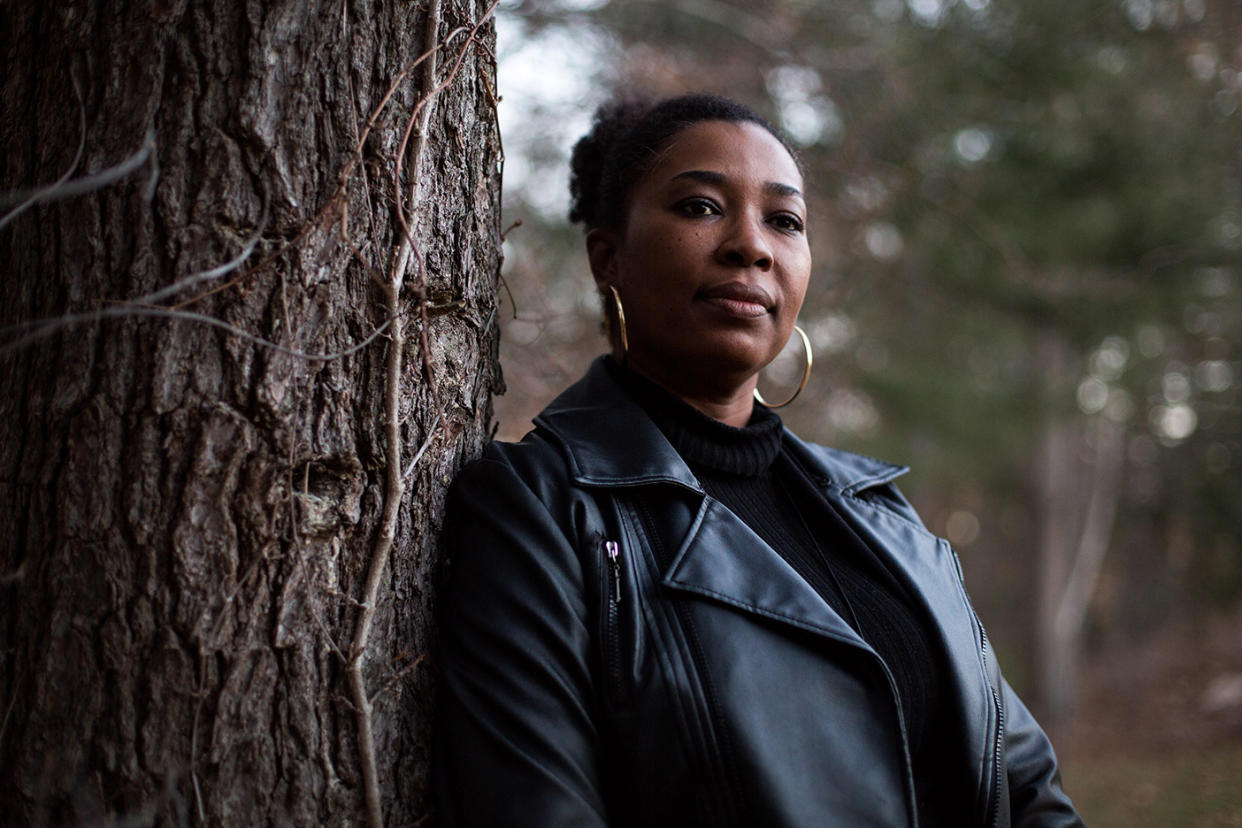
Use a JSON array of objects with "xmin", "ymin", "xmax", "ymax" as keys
[
  {"xmin": 873, "ymin": 476, "xmax": 1084, "ymax": 827},
  {"xmin": 433, "ymin": 451, "xmax": 608, "ymax": 828},
  {"xmin": 1002, "ymin": 677, "xmax": 1085, "ymax": 827}
]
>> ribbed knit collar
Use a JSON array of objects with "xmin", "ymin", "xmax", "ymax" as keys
[{"xmin": 604, "ymin": 357, "xmax": 783, "ymax": 477}]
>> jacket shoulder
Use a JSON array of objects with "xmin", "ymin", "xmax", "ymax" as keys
[
  {"xmin": 790, "ymin": 437, "xmax": 926, "ymax": 529},
  {"xmin": 792, "ymin": 439, "xmax": 908, "ymax": 492},
  {"xmin": 450, "ymin": 426, "xmax": 580, "ymax": 517}
]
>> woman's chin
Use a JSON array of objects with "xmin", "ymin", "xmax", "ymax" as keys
[
  {"xmin": 633, "ymin": 340, "xmax": 773, "ymax": 395},
  {"xmin": 698, "ymin": 330, "xmax": 782, "ymax": 374}
]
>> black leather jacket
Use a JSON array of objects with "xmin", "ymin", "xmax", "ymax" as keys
[{"xmin": 435, "ymin": 358, "xmax": 1082, "ymax": 827}]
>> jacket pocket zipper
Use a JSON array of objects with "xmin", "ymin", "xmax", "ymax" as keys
[
  {"xmin": 605, "ymin": 540, "xmax": 622, "ymax": 605},
  {"xmin": 603, "ymin": 539, "xmax": 624, "ymax": 696}
]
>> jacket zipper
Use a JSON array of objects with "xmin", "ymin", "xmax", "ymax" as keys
[
  {"xmin": 951, "ymin": 545, "xmax": 1004, "ymax": 828},
  {"xmin": 606, "ymin": 540, "xmax": 622, "ymax": 605},
  {"xmin": 990, "ymin": 687, "xmax": 1005, "ymax": 828},
  {"xmin": 981, "ymin": 626, "xmax": 1004, "ymax": 828},
  {"xmin": 603, "ymin": 540, "xmax": 623, "ymax": 693}
]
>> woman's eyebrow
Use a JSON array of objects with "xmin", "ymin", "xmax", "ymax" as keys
[
  {"xmin": 670, "ymin": 169, "xmax": 803, "ymax": 199},
  {"xmin": 766, "ymin": 181, "xmax": 803, "ymax": 199},
  {"xmin": 670, "ymin": 169, "xmax": 727, "ymax": 187}
]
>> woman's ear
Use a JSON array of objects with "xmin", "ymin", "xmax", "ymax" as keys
[{"xmin": 586, "ymin": 228, "xmax": 619, "ymax": 290}]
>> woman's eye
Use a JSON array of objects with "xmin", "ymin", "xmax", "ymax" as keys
[
  {"xmin": 771, "ymin": 213, "xmax": 805, "ymax": 233},
  {"xmin": 676, "ymin": 199, "xmax": 718, "ymax": 217}
]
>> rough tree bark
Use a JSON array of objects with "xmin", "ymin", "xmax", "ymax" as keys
[{"xmin": 0, "ymin": 0, "xmax": 501, "ymax": 824}]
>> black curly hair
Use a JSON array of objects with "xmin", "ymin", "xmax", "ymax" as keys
[{"xmin": 568, "ymin": 93, "xmax": 799, "ymax": 231}]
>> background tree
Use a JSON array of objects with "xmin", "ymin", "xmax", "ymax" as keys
[{"xmin": 0, "ymin": 0, "xmax": 501, "ymax": 824}]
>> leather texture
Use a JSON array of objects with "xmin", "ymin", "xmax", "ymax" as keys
[{"xmin": 435, "ymin": 357, "xmax": 1083, "ymax": 827}]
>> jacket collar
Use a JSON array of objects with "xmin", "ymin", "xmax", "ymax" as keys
[{"xmin": 534, "ymin": 356, "xmax": 908, "ymax": 495}]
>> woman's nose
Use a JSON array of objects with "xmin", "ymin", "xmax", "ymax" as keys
[{"xmin": 716, "ymin": 216, "xmax": 773, "ymax": 270}]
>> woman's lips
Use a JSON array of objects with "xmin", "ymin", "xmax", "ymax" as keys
[{"xmin": 698, "ymin": 282, "xmax": 774, "ymax": 318}]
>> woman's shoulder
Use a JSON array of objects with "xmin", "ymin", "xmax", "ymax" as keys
[
  {"xmin": 781, "ymin": 432, "xmax": 910, "ymax": 494},
  {"xmin": 444, "ymin": 425, "xmax": 606, "ymax": 564},
  {"xmin": 782, "ymin": 434, "xmax": 928, "ymax": 528},
  {"xmin": 451, "ymin": 425, "xmax": 578, "ymax": 504}
]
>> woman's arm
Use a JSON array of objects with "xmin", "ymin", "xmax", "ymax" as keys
[
  {"xmin": 1002, "ymin": 678, "xmax": 1085, "ymax": 828},
  {"xmin": 434, "ymin": 451, "xmax": 608, "ymax": 827}
]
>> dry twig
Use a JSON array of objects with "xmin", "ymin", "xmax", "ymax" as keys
[
  {"xmin": 0, "ymin": 74, "xmax": 86, "ymax": 230},
  {"xmin": 0, "ymin": 130, "xmax": 155, "ymax": 229},
  {"xmin": 344, "ymin": 4, "xmax": 501, "ymax": 823},
  {"xmin": 0, "ymin": 304, "xmax": 396, "ymax": 361},
  {"xmin": 348, "ymin": 1, "xmax": 441, "ymax": 824}
]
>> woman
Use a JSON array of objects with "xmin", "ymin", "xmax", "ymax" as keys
[{"xmin": 435, "ymin": 94, "xmax": 1082, "ymax": 827}]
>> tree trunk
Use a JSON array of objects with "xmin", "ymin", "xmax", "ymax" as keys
[
  {"xmin": 0, "ymin": 1, "xmax": 501, "ymax": 824},
  {"xmin": 1032, "ymin": 332, "xmax": 1125, "ymax": 741}
]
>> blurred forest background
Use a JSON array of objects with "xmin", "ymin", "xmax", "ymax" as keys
[{"xmin": 489, "ymin": 0, "xmax": 1241, "ymax": 823}]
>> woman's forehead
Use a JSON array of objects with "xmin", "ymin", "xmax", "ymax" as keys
[{"xmin": 648, "ymin": 120, "xmax": 803, "ymax": 192}]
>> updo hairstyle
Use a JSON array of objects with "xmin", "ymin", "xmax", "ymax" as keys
[{"xmin": 568, "ymin": 93, "xmax": 799, "ymax": 231}]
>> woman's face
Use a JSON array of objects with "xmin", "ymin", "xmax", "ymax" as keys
[{"xmin": 588, "ymin": 120, "xmax": 811, "ymax": 401}]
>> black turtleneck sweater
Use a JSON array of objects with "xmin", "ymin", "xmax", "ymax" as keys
[{"xmin": 606, "ymin": 358, "xmax": 964, "ymax": 827}]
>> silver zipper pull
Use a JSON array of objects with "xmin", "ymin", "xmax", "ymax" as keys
[{"xmin": 605, "ymin": 540, "xmax": 622, "ymax": 605}]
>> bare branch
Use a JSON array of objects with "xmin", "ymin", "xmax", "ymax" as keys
[
  {"xmin": 167, "ymin": 216, "xmax": 321, "ymax": 310},
  {"xmin": 0, "ymin": 663, "xmax": 20, "ymax": 753},
  {"xmin": 367, "ymin": 653, "xmax": 427, "ymax": 706},
  {"xmin": 393, "ymin": 0, "xmax": 502, "ymax": 245},
  {"xmin": 0, "ymin": 304, "xmax": 395, "ymax": 362},
  {"xmin": 0, "ymin": 562, "xmax": 26, "ymax": 586},
  {"xmin": 0, "ymin": 130, "xmax": 155, "ymax": 228},
  {"xmin": 138, "ymin": 205, "xmax": 268, "ymax": 306},
  {"xmin": 481, "ymin": 302, "xmax": 499, "ymax": 337},
  {"xmin": 0, "ymin": 76, "xmax": 87, "ymax": 230},
  {"xmin": 347, "ymin": 1, "xmax": 459, "ymax": 824},
  {"xmin": 403, "ymin": 415, "xmax": 443, "ymax": 481},
  {"xmin": 143, "ymin": 138, "xmax": 160, "ymax": 203},
  {"xmin": 399, "ymin": 0, "xmax": 502, "ymax": 453},
  {"xmin": 499, "ymin": 219, "xmax": 521, "ymax": 241}
]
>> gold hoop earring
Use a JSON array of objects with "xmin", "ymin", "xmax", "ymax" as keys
[
  {"xmin": 607, "ymin": 285, "xmax": 629, "ymax": 354},
  {"xmin": 754, "ymin": 325, "xmax": 813, "ymax": 408}
]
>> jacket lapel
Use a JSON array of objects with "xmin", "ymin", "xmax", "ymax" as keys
[
  {"xmin": 662, "ymin": 496, "xmax": 866, "ymax": 646},
  {"xmin": 535, "ymin": 358, "xmax": 701, "ymax": 491},
  {"xmin": 537, "ymin": 358, "xmax": 870, "ymax": 646}
]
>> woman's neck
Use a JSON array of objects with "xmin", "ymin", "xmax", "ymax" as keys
[{"xmin": 618, "ymin": 352, "xmax": 758, "ymax": 428}]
